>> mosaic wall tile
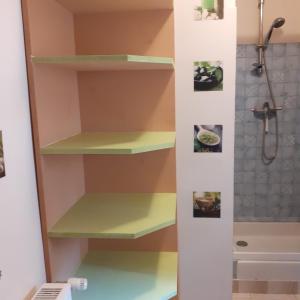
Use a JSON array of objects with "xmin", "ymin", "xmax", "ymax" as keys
[{"xmin": 235, "ymin": 43, "xmax": 300, "ymax": 222}]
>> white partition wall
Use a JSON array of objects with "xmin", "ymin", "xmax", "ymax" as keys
[
  {"xmin": 0, "ymin": 1, "xmax": 45, "ymax": 299},
  {"xmin": 175, "ymin": 0, "xmax": 237, "ymax": 299}
]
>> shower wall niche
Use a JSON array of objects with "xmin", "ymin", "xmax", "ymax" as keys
[{"xmin": 234, "ymin": 43, "xmax": 300, "ymax": 222}]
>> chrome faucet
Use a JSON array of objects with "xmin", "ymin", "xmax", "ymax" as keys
[{"xmin": 251, "ymin": 102, "xmax": 282, "ymax": 134}]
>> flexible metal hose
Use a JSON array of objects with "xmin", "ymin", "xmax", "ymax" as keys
[{"xmin": 261, "ymin": 49, "xmax": 279, "ymax": 165}]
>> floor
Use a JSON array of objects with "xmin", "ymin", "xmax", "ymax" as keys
[{"xmin": 233, "ymin": 294, "xmax": 300, "ymax": 300}]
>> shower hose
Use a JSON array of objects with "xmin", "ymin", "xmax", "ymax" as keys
[{"xmin": 261, "ymin": 49, "xmax": 279, "ymax": 165}]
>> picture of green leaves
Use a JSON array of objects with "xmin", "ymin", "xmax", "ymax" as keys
[{"xmin": 194, "ymin": 61, "xmax": 223, "ymax": 91}]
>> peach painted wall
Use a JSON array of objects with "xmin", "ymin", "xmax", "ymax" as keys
[
  {"xmin": 26, "ymin": 0, "xmax": 76, "ymax": 56},
  {"xmin": 24, "ymin": 0, "xmax": 87, "ymax": 281},
  {"xmin": 84, "ymin": 150, "xmax": 176, "ymax": 193},
  {"xmin": 237, "ymin": 0, "xmax": 300, "ymax": 44},
  {"xmin": 74, "ymin": 11, "xmax": 174, "ymax": 56},
  {"xmin": 78, "ymin": 71, "xmax": 175, "ymax": 132},
  {"xmin": 33, "ymin": 66, "xmax": 81, "ymax": 146}
]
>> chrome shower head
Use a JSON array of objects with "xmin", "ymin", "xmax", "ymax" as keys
[
  {"xmin": 272, "ymin": 17, "xmax": 286, "ymax": 28},
  {"xmin": 265, "ymin": 17, "xmax": 286, "ymax": 48}
]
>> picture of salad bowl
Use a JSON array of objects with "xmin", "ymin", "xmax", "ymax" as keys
[
  {"xmin": 194, "ymin": 125, "xmax": 223, "ymax": 153},
  {"xmin": 197, "ymin": 127, "xmax": 221, "ymax": 147}
]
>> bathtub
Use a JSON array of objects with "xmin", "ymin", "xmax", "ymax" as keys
[{"xmin": 233, "ymin": 222, "xmax": 300, "ymax": 281}]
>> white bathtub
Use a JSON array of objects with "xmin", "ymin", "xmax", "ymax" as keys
[{"xmin": 233, "ymin": 222, "xmax": 300, "ymax": 281}]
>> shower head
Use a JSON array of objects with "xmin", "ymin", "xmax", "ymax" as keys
[
  {"xmin": 272, "ymin": 17, "xmax": 285, "ymax": 28},
  {"xmin": 264, "ymin": 17, "xmax": 286, "ymax": 48}
]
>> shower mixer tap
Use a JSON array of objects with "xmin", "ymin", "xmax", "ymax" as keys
[
  {"xmin": 251, "ymin": 103, "xmax": 282, "ymax": 134},
  {"xmin": 250, "ymin": 104, "xmax": 283, "ymax": 115}
]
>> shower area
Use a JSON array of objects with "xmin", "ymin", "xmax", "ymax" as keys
[{"xmin": 233, "ymin": 0, "xmax": 300, "ymax": 292}]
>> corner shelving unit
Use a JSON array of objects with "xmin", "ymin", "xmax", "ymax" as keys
[{"xmin": 22, "ymin": 0, "xmax": 177, "ymax": 299}]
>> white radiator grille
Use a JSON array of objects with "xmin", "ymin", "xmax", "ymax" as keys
[
  {"xmin": 33, "ymin": 287, "xmax": 62, "ymax": 299},
  {"xmin": 32, "ymin": 283, "xmax": 71, "ymax": 300}
]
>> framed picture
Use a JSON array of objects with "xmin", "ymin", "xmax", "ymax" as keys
[
  {"xmin": 193, "ymin": 192, "xmax": 221, "ymax": 218},
  {"xmin": 194, "ymin": 125, "xmax": 223, "ymax": 153},
  {"xmin": 194, "ymin": 61, "xmax": 223, "ymax": 92},
  {"xmin": 194, "ymin": 0, "xmax": 224, "ymax": 20}
]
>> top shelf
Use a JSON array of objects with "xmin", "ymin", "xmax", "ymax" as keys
[
  {"xmin": 32, "ymin": 55, "xmax": 174, "ymax": 71},
  {"xmin": 55, "ymin": 0, "xmax": 173, "ymax": 13}
]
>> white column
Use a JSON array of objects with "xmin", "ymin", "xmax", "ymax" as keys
[
  {"xmin": 0, "ymin": 1, "xmax": 46, "ymax": 299},
  {"xmin": 175, "ymin": 0, "xmax": 237, "ymax": 299}
]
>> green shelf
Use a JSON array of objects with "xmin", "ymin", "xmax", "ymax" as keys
[
  {"xmin": 73, "ymin": 251, "xmax": 178, "ymax": 300},
  {"xmin": 32, "ymin": 55, "xmax": 174, "ymax": 71},
  {"xmin": 41, "ymin": 132, "xmax": 176, "ymax": 155},
  {"xmin": 56, "ymin": 0, "xmax": 173, "ymax": 13},
  {"xmin": 49, "ymin": 193, "xmax": 176, "ymax": 239}
]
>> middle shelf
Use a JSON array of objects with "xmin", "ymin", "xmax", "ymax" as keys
[
  {"xmin": 49, "ymin": 193, "xmax": 176, "ymax": 239},
  {"xmin": 41, "ymin": 132, "xmax": 176, "ymax": 155}
]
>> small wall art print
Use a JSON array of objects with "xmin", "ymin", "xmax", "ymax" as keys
[
  {"xmin": 194, "ymin": 125, "xmax": 223, "ymax": 153},
  {"xmin": 194, "ymin": 61, "xmax": 223, "ymax": 92},
  {"xmin": 194, "ymin": 0, "xmax": 224, "ymax": 21},
  {"xmin": 0, "ymin": 131, "xmax": 5, "ymax": 178},
  {"xmin": 193, "ymin": 192, "xmax": 221, "ymax": 218}
]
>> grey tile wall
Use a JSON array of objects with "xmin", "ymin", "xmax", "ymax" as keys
[{"xmin": 235, "ymin": 43, "xmax": 300, "ymax": 222}]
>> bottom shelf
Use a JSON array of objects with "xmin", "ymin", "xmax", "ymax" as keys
[{"xmin": 72, "ymin": 251, "xmax": 178, "ymax": 300}]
